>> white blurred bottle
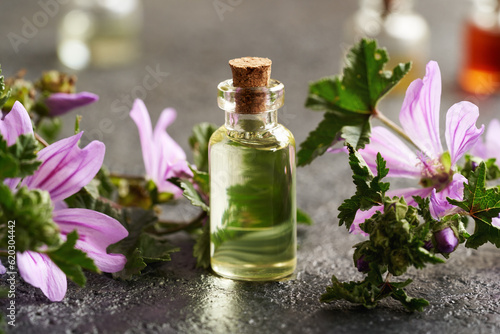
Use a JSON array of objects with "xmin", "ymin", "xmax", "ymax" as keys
[
  {"xmin": 344, "ymin": 0, "xmax": 430, "ymax": 92},
  {"xmin": 58, "ymin": 0, "xmax": 142, "ymax": 70}
]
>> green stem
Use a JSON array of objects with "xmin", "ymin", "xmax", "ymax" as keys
[
  {"xmin": 0, "ymin": 250, "xmax": 8, "ymax": 257},
  {"xmin": 374, "ymin": 110, "xmax": 420, "ymax": 151},
  {"xmin": 34, "ymin": 132, "xmax": 49, "ymax": 147}
]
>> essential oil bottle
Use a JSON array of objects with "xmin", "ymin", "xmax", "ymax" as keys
[{"xmin": 209, "ymin": 57, "xmax": 297, "ymax": 281}]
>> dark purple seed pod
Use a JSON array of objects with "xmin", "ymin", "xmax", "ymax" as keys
[{"xmin": 356, "ymin": 256, "xmax": 370, "ymax": 272}]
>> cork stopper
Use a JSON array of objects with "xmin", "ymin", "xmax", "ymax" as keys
[
  {"xmin": 229, "ymin": 57, "xmax": 272, "ymax": 88},
  {"xmin": 228, "ymin": 57, "xmax": 272, "ymax": 114}
]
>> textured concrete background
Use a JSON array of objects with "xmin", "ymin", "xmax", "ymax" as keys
[{"xmin": 1, "ymin": 0, "xmax": 500, "ymax": 333}]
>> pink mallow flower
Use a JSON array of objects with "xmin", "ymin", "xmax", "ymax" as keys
[
  {"xmin": 44, "ymin": 92, "xmax": 99, "ymax": 117},
  {"xmin": 350, "ymin": 61, "xmax": 484, "ymax": 235},
  {"xmin": 0, "ymin": 101, "xmax": 128, "ymax": 302},
  {"xmin": 130, "ymin": 99, "xmax": 192, "ymax": 198}
]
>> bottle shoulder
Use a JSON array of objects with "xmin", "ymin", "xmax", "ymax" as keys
[{"xmin": 209, "ymin": 123, "xmax": 295, "ymax": 151}]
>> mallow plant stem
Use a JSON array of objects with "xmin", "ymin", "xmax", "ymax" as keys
[{"xmin": 374, "ymin": 110, "xmax": 420, "ymax": 151}]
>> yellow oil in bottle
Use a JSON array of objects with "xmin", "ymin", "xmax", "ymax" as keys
[{"xmin": 209, "ymin": 116, "xmax": 296, "ymax": 281}]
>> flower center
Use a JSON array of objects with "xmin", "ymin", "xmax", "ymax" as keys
[{"xmin": 417, "ymin": 152, "xmax": 452, "ymax": 192}]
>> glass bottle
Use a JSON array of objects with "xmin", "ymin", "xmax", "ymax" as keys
[
  {"xmin": 459, "ymin": 0, "xmax": 500, "ymax": 95},
  {"xmin": 209, "ymin": 61, "xmax": 296, "ymax": 281},
  {"xmin": 58, "ymin": 0, "xmax": 142, "ymax": 70},
  {"xmin": 345, "ymin": 0, "xmax": 430, "ymax": 92}
]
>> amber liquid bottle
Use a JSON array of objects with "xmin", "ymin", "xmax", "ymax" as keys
[{"xmin": 459, "ymin": 0, "xmax": 500, "ymax": 95}]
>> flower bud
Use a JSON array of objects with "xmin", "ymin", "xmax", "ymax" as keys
[
  {"xmin": 36, "ymin": 71, "xmax": 76, "ymax": 94},
  {"xmin": 44, "ymin": 92, "xmax": 98, "ymax": 117},
  {"xmin": 356, "ymin": 256, "xmax": 370, "ymax": 272},
  {"xmin": 434, "ymin": 227, "xmax": 458, "ymax": 254}
]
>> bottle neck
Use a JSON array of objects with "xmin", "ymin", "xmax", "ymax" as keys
[{"xmin": 225, "ymin": 110, "xmax": 278, "ymax": 133}]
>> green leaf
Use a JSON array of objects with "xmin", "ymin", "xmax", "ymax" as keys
[
  {"xmin": 172, "ymin": 178, "xmax": 209, "ymax": 212},
  {"xmin": 0, "ymin": 66, "xmax": 11, "ymax": 109},
  {"xmin": 320, "ymin": 275, "xmax": 381, "ymax": 309},
  {"xmin": 297, "ymin": 112, "xmax": 370, "ymax": 167},
  {"xmin": 108, "ymin": 208, "xmax": 179, "ymax": 280},
  {"xmin": 138, "ymin": 233, "xmax": 179, "ymax": 263},
  {"xmin": 189, "ymin": 122, "xmax": 218, "ymax": 172},
  {"xmin": 448, "ymin": 162, "xmax": 500, "ymax": 248},
  {"xmin": 0, "ymin": 134, "xmax": 40, "ymax": 180},
  {"xmin": 46, "ymin": 231, "xmax": 99, "ymax": 287},
  {"xmin": 391, "ymin": 288, "xmax": 429, "ymax": 312},
  {"xmin": 338, "ymin": 146, "xmax": 389, "ymax": 229},
  {"xmin": 466, "ymin": 220, "xmax": 500, "ymax": 249},
  {"xmin": 191, "ymin": 168, "xmax": 209, "ymax": 196},
  {"xmin": 297, "ymin": 208, "xmax": 313, "ymax": 225},
  {"xmin": 193, "ymin": 220, "xmax": 211, "ymax": 269},
  {"xmin": 298, "ymin": 39, "xmax": 411, "ymax": 166},
  {"xmin": 0, "ymin": 184, "xmax": 60, "ymax": 252}
]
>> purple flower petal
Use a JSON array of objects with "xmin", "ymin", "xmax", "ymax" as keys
[
  {"xmin": 0, "ymin": 101, "xmax": 33, "ymax": 146},
  {"xmin": 53, "ymin": 208, "xmax": 128, "ymax": 273},
  {"xmin": 429, "ymin": 174, "xmax": 467, "ymax": 219},
  {"xmin": 22, "ymin": 132, "xmax": 105, "ymax": 202},
  {"xmin": 130, "ymin": 100, "xmax": 191, "ymax": 198},
  {"xmin": 351, "ymin": 206, "xmax": 380, "ymax": 235},
  {"xmin": 154, "ymin": 108, "xmax": 187, "ymax": 164},
  {"xmin": 359, "ymin": 126, "xmax": 420, "ymax": 179},
  {"xmin": 399, "ymin": 61, "xmax": 443, "ymax": 159},
  {"xmin": 492, "ymin": 217, "xmax": 500, "ymax": 229},
  {"xmin": 0, "ymin": 260, "xmax": 5, "ymax": 274},
  {"xmin": 4, "ymin": 178, "xmax": 20, "ymax": 191},
  {"xmin": 154, "ymin": 108, "xmax": 192, "ymax": 195},
  {"xmin": 445, "ymin": 101, "xmax": 484, "ymax": 166},
  {"xmin": 45, "ymin": 92, "xmax": 99, "ymax": 117},
  {"xmin": 130, "ymin": 99, "xmax": 155, "ymax": 180},
  {"xmin": 471, "ymin": 118, "xmax": 500, "ymax": 161},
  {"xmin": 17, "ymin": 251, "xmax": 67, "ymax": 302},
  {"xmin": 485, "ymin": 119, "xmax": 500, "ymax": 161},
  {"xmin": 434, "ymin": 227, "xmax": 458, "ymax": 253}
]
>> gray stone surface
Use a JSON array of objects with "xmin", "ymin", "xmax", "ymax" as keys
[{"xmin": 1, "ymin": 0, "xmax": 500, "ymax": 333}]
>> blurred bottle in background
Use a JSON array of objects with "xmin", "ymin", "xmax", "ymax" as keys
[
  {"xmin": 459, "ymin": 0, "xmax": 500, "ymax": 95},
  {"xmin": 344, "ymin": 0, "xmax": 430, "ymax": 92},
  {"xmin": 58, "ymin": 0, "xmax": 142, "ymax": 70}
]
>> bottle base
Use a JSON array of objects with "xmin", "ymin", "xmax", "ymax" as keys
[{"xmin": 211, "ymin": 258, "xmax": 296, "ymax": 281}]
